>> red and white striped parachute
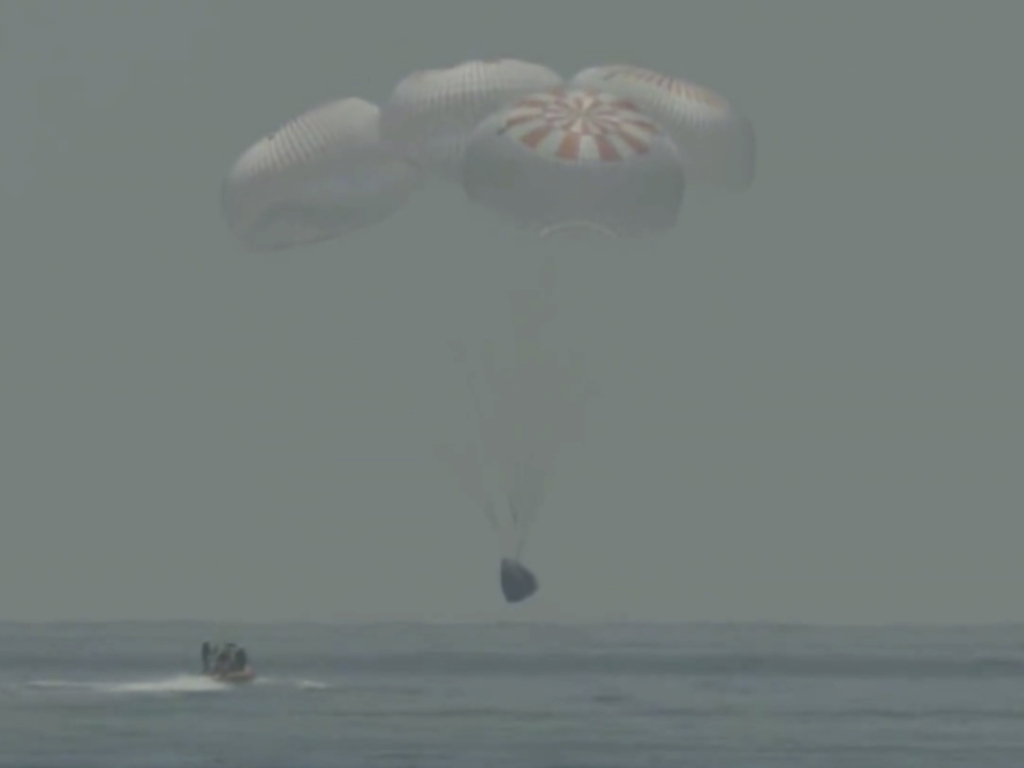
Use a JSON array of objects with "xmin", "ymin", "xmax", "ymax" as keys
[
  {"xmin": 460, "ymin": 88, "xmax": 686, "ymax": 238},
  {"xmin": 379, "ymin": 58, "xmax": 564, "ymax": 183},
  {"xmin": 571, "ymin": 64, "xmax": 756, "ymax": 192},
  {"xmin": 222, "ymin": 62, "xmax": 755, "ymax": 249}
]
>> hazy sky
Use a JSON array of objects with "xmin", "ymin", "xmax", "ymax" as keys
[{"xmin": 1, "ymin": 1, "xmax": 1021, "ymax": 624}]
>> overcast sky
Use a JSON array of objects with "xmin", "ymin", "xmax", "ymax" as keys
[{"xmin": 0, "ymin": 0, "xmax": 1021, "ymax": 624}]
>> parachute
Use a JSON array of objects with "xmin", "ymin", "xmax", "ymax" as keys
[
  {"xmin": 221, "ymin": 97, "xmax": 420, "ymax": 252},
  {"xmin": 222, "ymin": 58, "xmax": 756, "ymax": 604},
  {"xmin": 438, "ymin": 256, "xmax": 597, "ymax": 604},
  {"xmin": 221, "ymin": 61, "xmax": 756, "ymax": 253},
  {"xmin": 570, "ymin": 64, "xmax": 756, "ymax": 192},
  {"xmin": 379, "ymin": 58, "xmax": 564, "ymax": 183},
  {"xmin": 460, "ymin": 88, "xmax": 686, "ymax": 238}
]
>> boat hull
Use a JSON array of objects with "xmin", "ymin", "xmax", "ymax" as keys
[{"xmin": 206, "ymin": 667, "xmax": 256, "ymax": 684}]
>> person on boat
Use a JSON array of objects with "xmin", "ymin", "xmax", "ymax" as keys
[
  {"xmin": 234, "ymin": 646, "xmax": 248, "ymax": 671},
  {"xmin": 213, "ymin": 643, "xmax": 235, "ymax": 675},
  {"xmin": 211, "ymin": 643, "xmax": 225, "ymax": 672},
  {"xmin": 201, "ymin": 641, "xmax": 212, "ymax": 673}
]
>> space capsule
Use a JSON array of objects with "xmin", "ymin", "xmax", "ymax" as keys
[{"xmin": 500, "ymin": 558, "xmax": 539, "ymax": 603}]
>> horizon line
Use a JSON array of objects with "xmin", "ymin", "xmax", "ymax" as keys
[{"xmin": 2, "ymin": 617, "xmax": 1023, "ymax": 629}]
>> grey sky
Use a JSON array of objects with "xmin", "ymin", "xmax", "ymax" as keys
[{"xmin": 0, "ymin": 1, "xmax": 1021, "ymax": 624}]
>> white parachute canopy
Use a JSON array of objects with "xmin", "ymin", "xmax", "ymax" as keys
[
  {"xmin": 460, "ymin": 88, "xmax": 686, "ymax": 238},
  {"xmin": 221, "ymin": 97, "xmax": 420, "ymax": 253},
  {"xmin": 437, "ymin": 257, "xmax": 598, "ymax": 601},
  {"xmin": 571, "ymin": 64, "xmax": 756, "ymax": 192},
  {"xmin": 379, "ymin": 58, "xmax": 564, "ymax": 184}
]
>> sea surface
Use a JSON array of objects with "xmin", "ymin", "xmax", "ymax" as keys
[{"xmin": 2, "ymin": 622, "xmax": 1024, "ymax": 767}]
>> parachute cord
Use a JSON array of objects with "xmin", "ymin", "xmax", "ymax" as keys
[
  {"xmin": 513, "ymin": 523, "xmax": 528, "ymax": 560},
  {"xmin": 538, "ymin": 220, "xmax": 618, "ymax": 240},
  {"xmin": 507, "ymin": 460, "xmax": 538, "ymax": 562},
  {"xmin": 453, "ymin": 340, "xmax": 489, "ymax": 451},
  {"xmin": 453, "ymin": 341, "xmax": 501, "ymax": 536},
  {"xmin": 463, "ymin": 359, "xmax": 496, "ymax": 524},
  {"xmin": 539, "ymin": 250, "xmax": 558, "ymax": 303},
  {"xmin": 482, "ymin": 498, "xmax": 499, "ymax": 531},
  {"xmin": 509, "ymin": 492, "xmax": 519, "ymax": 530},
  {"xmin": 465, "ymin": 367, "xmax": 487, "ymax": 442}
]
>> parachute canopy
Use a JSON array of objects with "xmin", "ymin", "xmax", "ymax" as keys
[
  {"xmin": 460, "ymin": 88, "xmax": 685, "ymax": 238},
  {"xmin": 221, "ymin": 97, "xmax": 420, "ymax": 252},
  {"xmin": 570, "ymin": 64, "xmax": 756, "ymax": 191},
  {"xmin": 222, "ymin": 61, "xmax": 755, "ymax": 249},
  {"xmin": 500, "ymin": 558, "xmax": 538, "ymax": 603},
  {"xmin": 379, "ymin": 58, "xmax": 564, "ymax": 183}
]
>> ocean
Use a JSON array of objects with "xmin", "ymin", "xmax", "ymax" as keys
[{"xmin": 2, "ymin": 622, "xmax": 1023, "ymax": 767}]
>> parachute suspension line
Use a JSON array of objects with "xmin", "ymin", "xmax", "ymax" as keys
[
  {"xmin": 501, "ymin": 251, "xmax": 559, "ymax": 563},
  {"xmin": 451, "ymin": 337, "xmax": 488, "ymax": 439},
  {"xmin": 452, "ymin": 341, "xmax": 499, "ymax": 533},
  {"xmin": 464, "ymin": 365, "xmax": 487, "ymax": 440},
  {"xmin": 481, "ymin": 498, "xmax": 499, "ymax": 532},
  {"xmin": 480, "ymin": 339, "xmax": 499, "ymax": 416},
  {"xmin": 511, "ymin": 473, "xmax": 528, "ymax": 561},
  {"xmin": 538, "ymin": 249, "xmax": 558, "ymax": 304},
  {"xmin": 508, "ymin": 465, "xmax": 521, "ymax": 529},
  {"xmin": 514, "ymin": 531, "xmax": 528, "ymax": 561},
  {"xmin": 538, "ymin": 220, "xmax": 619, "ymax": 240},
  {"xmin": 507, "ymin": 456, "xmax": 543, "ymax": 561}
]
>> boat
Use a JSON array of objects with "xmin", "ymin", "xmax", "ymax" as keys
[
  {"xmin": 207, "ymin": 666, "xmax": 256, "ymax": 684},
  {"xmin": 201, "ymin": 641, "xmax": 256, "ymax": 683}
]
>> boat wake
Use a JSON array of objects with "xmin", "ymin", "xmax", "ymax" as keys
[
  {"xmin": 254, "ymin": 676, "xmax": 330, "ymax": 690},
  {"xmin": 29, "ymin": 674, "xmax": 230, "ymax": 695},
  {"xmin": 27, "ymin": 674, "xmax": 332, "ymax": 695}
]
